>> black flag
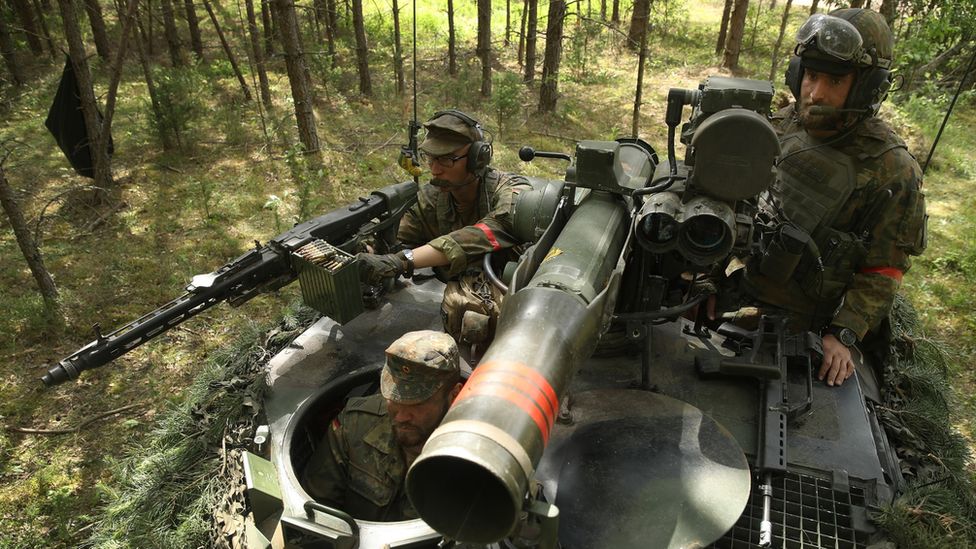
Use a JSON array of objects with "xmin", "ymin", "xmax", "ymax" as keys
[{"xmin": 44, "ymin": 57, "xmax": 114, "ymax": 179}]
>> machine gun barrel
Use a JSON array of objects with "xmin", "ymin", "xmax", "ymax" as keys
[
  {"xmin": 406, "ymin": 190, "xmax": 631, "ymax": 544},
  {"xmin": 42, "ymin": 181, "xmax": 418, "ymax": 387}
]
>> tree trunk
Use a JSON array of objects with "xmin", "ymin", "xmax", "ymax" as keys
[
  {"xmin": 447, "ymin": 0, "xmax": 456, "ymax": 75},
  {"xmin": 350, "ymin": 0, "xmax": 371, "ymax": 95},
  {"xmin": 134, "ymin": 9, "xmax": 175, "ymax": 149},
  {"xmin": 477, "ymin": 0, "xmax": 491, "ymax": 96},
  {"xmin": 524, "ymin": 0, "xmax": 537, "ymax": 82},
  {"xmin": 631, "ymin": 6, "xmax": 648, "ymax": 138},
  {"xmin": 517, "ymin": 0, "xmax": 526, "ymax": 66},
  {"xmin": 769, "ymin": 0, "xmax": 776, "ymax": 8},
  {"xmin": 261, "ymin": 0, "xmax": 274, "ymax": 56},
  {"xmin": 324, "ymin": 0, "xmax": 336, "ymax": 62},
  {"xmin": 878, "ymin": 0, "xmax": 896, "ymax": 27},
  {"xmin": 84, "ymin": 0, "xmax": 113, "ymax": 59},
  {"xmin": 611, "ymin": 0, "xmax": 619, "ymax": 23},
  {"xmin": 30, "ymin": 0, "xmax": 58, "ymax": 59},
  {"xmin": 273, "ymin": 0, "xmax": 321, "ymax": 158},
  {"xmin": 721, "ymin": 0, "xmax": 749, "ymax": 72},
  {"xmin": 160, "ymin": 0, "xmax": 185, "ymax": 65},
  {"xmin": 202, "ymin": 0, "xmax": 252, "ymax": 100},
  {"xmin": 183, "ymin": 0, "xmax": 204, "ymax": 59},
  {"xmin": 716, "ymin": 0, "xmax": 733, "ymax": 55},
  {"xmin": 57, "ymin": 0, "xmax": 115, "ymax": 193},
  {"xmin": 0, "ymin": 8, "xmax": 25, "ymax": 86},
  {"xmin": 10, "ymin": 0, "xmax": 44, "ymax": 54},
  {"xmin": 144, "ymin": 0, "xmax": 153, "ymax": 55},
  {"xmin": 809, "ymin": 0, "xmax": 819, "ymax": 15},
  {"xmin": 769, "ymin": 0, "xmax": 792, "ymax": 82},
  {"xmin": 849, "ymin": 0, "xmax": 864, "ymax": 7},
  {"xmin": 504, "ymin": 0, "xmax": 510, "ymax": 46},
  {"xmin": 245, "ymin": 0, "xmax": 272, "ymax": 107},
  {"xmin": 0, "ymin": 166, "xmax": 62, "ymax": 319},
  {"xmin": 100, "ymin": 0, "xmax": 139, "ymax": 162},
  {"xmin": 392, "ymin": 0, "xmax": 404, "ymax": 95},
  {"xmin": 538, "ymin": 0, "xmax": 564, "ymax": 113},
  {"xmin": 628, "ymin": 0, "xmax": 650, "ymax": 51}
]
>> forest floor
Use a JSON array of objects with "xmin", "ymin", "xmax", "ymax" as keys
[{"xmin": 1, "ymin": 1, "xmax": 974, "ymax": 547}]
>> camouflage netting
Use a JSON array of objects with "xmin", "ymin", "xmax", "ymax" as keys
[
  {"xmin": 84, "ymin": 303, "xmax": 320, "ymax": 549},
  {"xmin": 874, "ymin": 293, "xmax": 976, "ymax": 548}
]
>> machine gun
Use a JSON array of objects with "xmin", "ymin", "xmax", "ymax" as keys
[
  {"xmin": 42, "ymin": 181, "xmax": 418, "ymax": 387},
  {"xmin": 699, "ymin": 316, "xmax": 821, "ymax": 546}
]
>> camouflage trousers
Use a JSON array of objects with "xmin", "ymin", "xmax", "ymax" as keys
[{"xmin": 441, "ymin": 271, "xmax": 504, "ymax": 347}]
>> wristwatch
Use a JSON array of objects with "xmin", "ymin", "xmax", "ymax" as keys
[
  {"xmin": 399, "ymin": 248, "xmax": 415, "ymax": 279},
  {"xmin": 825, "ymin": 325, "xmax": 858, "ymax": 347}
]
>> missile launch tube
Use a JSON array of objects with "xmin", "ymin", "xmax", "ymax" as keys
[{"xmin": 406, "ymin": 191, "xmax": 630, "ymax": 544}]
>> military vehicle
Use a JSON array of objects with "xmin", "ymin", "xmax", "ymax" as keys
[{"xmin": 46, "ymin": 76, "xmax": 902, "ymax": 549}]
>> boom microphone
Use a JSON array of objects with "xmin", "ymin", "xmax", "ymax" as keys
[{"xmin": 807, "ymin": 105, "xmax": 871, "ymax": 115}]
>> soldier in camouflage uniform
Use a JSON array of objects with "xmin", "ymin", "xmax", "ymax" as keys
[
  {"xmin": 358, "ymin": 110, "xmax": 532, "ymax": 345},
  {"xmin": 707, "ymin": 9, "xmax": 926, "ymax": 387},
  {"xmin": 302, "ymin": 330, "xmax": 462, "ymax": 521}
]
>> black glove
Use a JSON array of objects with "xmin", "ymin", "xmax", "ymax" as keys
[{"xmin": 356, "ymin": 251, "xmax": 411, "ymax": 285}]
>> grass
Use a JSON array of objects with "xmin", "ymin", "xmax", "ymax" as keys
[{"xmin": 1, "ymin": 0, "xmax": 975, "ymax": 547}]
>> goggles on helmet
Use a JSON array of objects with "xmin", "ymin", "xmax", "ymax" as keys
[{"xmin": 795, "ymin": 14, "xmax": 881, "ymax": 68}]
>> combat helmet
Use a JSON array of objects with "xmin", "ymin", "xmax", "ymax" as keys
[{"xmin": 785, "ymin": 8, "xmax": 895, "ymax": 116}]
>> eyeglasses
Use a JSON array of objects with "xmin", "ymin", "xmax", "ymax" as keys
[{"xmin": 420, "ymin": 151, "xmax": 467, "ymax": 168}]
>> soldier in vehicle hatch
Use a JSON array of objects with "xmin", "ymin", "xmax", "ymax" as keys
[
  {"xmin": 699, "ymin": 9, "xmax": 927, "ymax": 387},
  {"xmin": 301, "ymin": 330, "xmax": 462, "ymax": 521},
  {"xmin": 356, "ymin": 110, "xmax": 532, "ymax": 347}
]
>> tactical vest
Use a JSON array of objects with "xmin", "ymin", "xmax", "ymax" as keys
[{"xmin": 744, "ymin": 130, "xmax": 867, "ymax": 324}]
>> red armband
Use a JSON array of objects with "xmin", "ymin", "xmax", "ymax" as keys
[
  {"xmin": 474, "ymin": 222, "xmax": 501, "ymax": 251},
  {"xmin": 859, "ymin": 266, "xmax": 903, "ymax": 281}
]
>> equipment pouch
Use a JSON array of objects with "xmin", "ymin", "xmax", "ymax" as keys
[
  {"xmin": 896, "ymin": 189, "xmax": 927, "ymax": 256},
  {"xmin": 800, "ymin": 230, "xmax": 867, "ymax": 301},
  {"xmin": 759, "ymin": 223, "xmax": 808, "ymax": 283}
]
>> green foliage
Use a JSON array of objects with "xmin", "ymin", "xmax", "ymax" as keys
[
  {"xmin": 492, "ymin": 71, "xmax": 524, "ymax": 139},
  {"xmin": 284, "ymin": 143, "xmax": 327, "ymax": 221},
  {"xmin": 264, "ymin": 194, "xmax": 284, "ymax": 233},
  {"xmin": 146, "ymin": 67, "xmax": 206, "ymax": 150}
]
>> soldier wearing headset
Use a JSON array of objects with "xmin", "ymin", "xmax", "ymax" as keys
[
  {"xmin": 357, "ymin": 110, "xmax": 532, "ymax": 345},
  {"xmin": 700, "ymin": 9, "xmax": 927, "ymax": 387}
]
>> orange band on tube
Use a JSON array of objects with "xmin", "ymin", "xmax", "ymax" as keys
[{"xmin": 455, "ymin": 360, "xmax": 558, "ymax": 445}]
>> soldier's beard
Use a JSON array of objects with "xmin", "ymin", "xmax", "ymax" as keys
[
  {"xmin": 798, "ymin": 100, "xmax": 847, "ymax": 133},
  {"xmin": 392, "ymin": 396, "xmax": 452, "ymax": 450},
  {"xmin": 430, "ymin": 177, "xmax": 474, "ymax": 189}
]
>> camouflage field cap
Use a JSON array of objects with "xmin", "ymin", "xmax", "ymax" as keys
[
  {"xmin": 380, "ymin": 330, "xmax": 460, "ymax": 405},
  {"xmin": 419, "ymin": 112, "xmax": 482, "ymax": 156}
]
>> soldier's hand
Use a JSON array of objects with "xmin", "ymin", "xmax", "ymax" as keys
[
  {"xmin": 819, "ymin": 334, "xmax": 855, "ymax": 387},
  {"xmin": 356, "ymin": 252, "xmax": 406, "ymax": 285}
]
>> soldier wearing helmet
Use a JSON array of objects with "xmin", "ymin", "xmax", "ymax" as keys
[
  {"xmin": 708, "ymin": 9, "xmax": 927, "ymax": 387},
  {"xmin": 357, "ymin": 110, "xmax": 532, "ymax": 348},
  {"xmin": 302, "ymin": 330, "xmax": 462, "ymax": 521}
]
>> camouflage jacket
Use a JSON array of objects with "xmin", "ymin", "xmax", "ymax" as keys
[
  {"xmin": 398, "ymin": 167, "xmax": 532, "ymax": 277},
  {"xmin": 740, "ymin": 105, "xmax": 926, "ymax": 338},
  {"xmin": 301, "ymin": 394, "xmax": 416, "ymax": 522}
]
